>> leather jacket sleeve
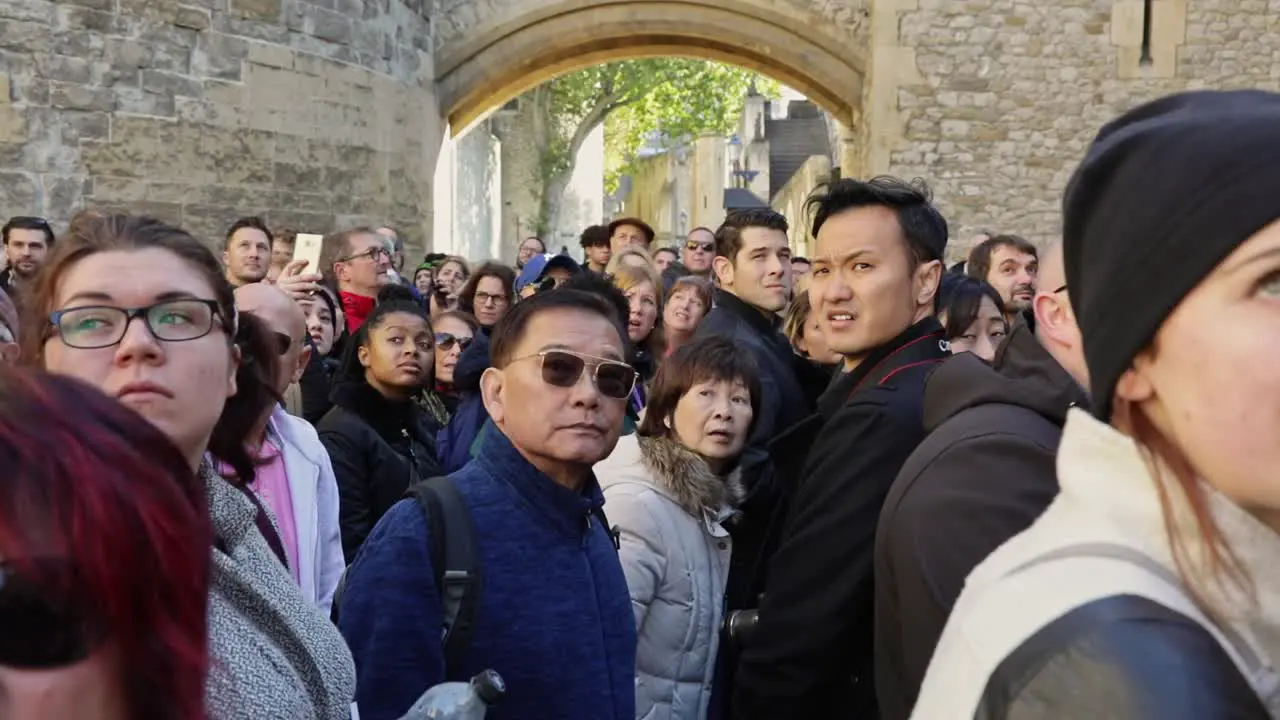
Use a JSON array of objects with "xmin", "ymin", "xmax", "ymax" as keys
[{"xmin": 976, "ymin": 595, "xmax": 1269, "ymax": 720}]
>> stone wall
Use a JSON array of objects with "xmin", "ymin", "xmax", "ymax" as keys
[
  {"xmin": 881, "ymin": 0, "xmax": 1277, "ymax": 248},
  {"xmin": 771, "ymin": 154, "xmax": 832, "ymax": 257},
  {"xmin": 489, "ymin": 100, "xmax": 541, "ymax": 259},
  {"xmin": 432, "ymin": 118, "xmax": 501, "ymax": 260},
  {"xmin": 0, "ymin": 0, "xmax": 440, "ymax": 253},
  {"xmin": 621, "ymin": 150, "xmax": 681, "ymax": 246}
]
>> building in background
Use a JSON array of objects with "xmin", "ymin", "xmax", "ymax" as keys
[
  {"xmin": 432, "ymin": 99, "xmax": 604, "ymax": 261},
  {"xmin": 620, "ymin": 87, "xmax": 835, "ymax": 256}
]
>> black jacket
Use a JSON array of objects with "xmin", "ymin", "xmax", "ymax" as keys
[
  {"xmin": 694, "ymin": 289, "xmax": 817, "ymax": 615},
  {"xmin": 318, "ymin": 380, "xmax": 443, "ymax": 562},
  {"xmin": 873, "ymin": 325, "xmax": 1089, "ymax": 720},
  {"xmin": 974, "ymin": 595, "xmax": 1269, "ymax": 718},
  {"xmin": 694, "ymin": 289, "xmax": 813, "ymax": 469},
  {"xmin": 733, "ymin": 318, "xmax": 948, "ymax": 720}
]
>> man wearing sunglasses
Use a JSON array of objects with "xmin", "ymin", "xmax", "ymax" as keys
[
  {"xmin": 319, "ymin": 226, "xmax": 393, "ymax": 335},
  {"xmin": 682, "ymin": 226, "xmax": 716, "ymax": 278},
  {"xmin": 340, "ymin": 288, "xmax": 638, "ymax": 720},
  {"xmin": 514, "ymin": 252, "xmax": 581, "ymax": 298}
]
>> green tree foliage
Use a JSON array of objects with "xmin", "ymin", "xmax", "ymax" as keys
[{"xmin": 528, "ymin": 58, "xmax": 778, "ymax": 233}]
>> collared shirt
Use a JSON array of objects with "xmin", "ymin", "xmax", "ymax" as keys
[
  {"xmin": 249, "ymin": 438, "xmax": 300, "ymax": 584},
  {"xmin": 215, "ymin": 437, "xmax": 300, "ymax": 582}
]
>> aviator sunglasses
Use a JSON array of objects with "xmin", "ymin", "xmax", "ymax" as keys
[
  {"xmin": 510, "ymin": 349, "xmax": 637, "ymax": 399},
  {"xmin": 685, "ymin": 240, "xmax": 714, "ymax": 253},
  {"xmin": 434, "ymin": 332, "xmax": 473, "ymax": 352},
  {"xmin": 0, "ymin": 560, "xmax": 102, "ymax": 668}
]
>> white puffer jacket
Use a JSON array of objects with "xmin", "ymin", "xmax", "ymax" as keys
[{"xmin": 596, "ymin": 434, "xmax": 744, "ymax": 720}]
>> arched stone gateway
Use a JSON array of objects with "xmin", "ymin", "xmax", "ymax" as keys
[
  {"xmin": 0, "ymin": 0, "xmax": 1270, "ymax": 251},
  {"xmin": 433, "ymin": 0, "xmax": 868, "ymax": 161}
]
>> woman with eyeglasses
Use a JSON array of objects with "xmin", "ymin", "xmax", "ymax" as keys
[
  {"xmin": 318, "ymin": 284, "xmax": 444, "ymax": 563},
  {"xmin": 595, "ymin": 337, "xmax": 760, "ymax": 720},
  {"xmin": 458, "ymin": 261, "xmax": 516, "ymax": 331},
  {"xmin": 20, "ymin": 213, "xmax": 355, "ymax": 719},
  {"xmin": 424, "ymin": 309, "xmax": 478, "ymax": 423},
  {"xmin": 0, "ymin": 369, "xmax": 210, "ymax": 720}
]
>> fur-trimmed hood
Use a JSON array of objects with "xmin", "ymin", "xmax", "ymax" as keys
[{"xmin": 597, "ymin": 433, "xmax": 744, "ymax": 518}]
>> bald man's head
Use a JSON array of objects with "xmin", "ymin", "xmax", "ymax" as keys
[
  {"xmin": 1038, "ymin": 239, "xmax": 1066, "ymax": 295},
  {"xmin": 234, "ymin": 282, "xmax": 310, "ymax": 395},
  {"xmin": 1032, "ymin": 239, "xmax": 1088, "ymax": 389},
  {"xmin": 235, "ymin": 282, "xmax": 306, "ymax": 338}
]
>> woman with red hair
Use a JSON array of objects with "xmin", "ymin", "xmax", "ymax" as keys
[{"xmin": 0, "ymin": 368, "xmax": 210, "ymax": 719}]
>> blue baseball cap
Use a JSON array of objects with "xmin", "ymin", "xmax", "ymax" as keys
[{"xmin": 515, "ymin": 253, "xmax": 581, "ymax": 293}]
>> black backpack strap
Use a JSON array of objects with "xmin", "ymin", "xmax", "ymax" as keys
[
  {"xmin": 591, "ymin": 505, "xmax": 620, "ymax": 551},
  {"xmin": 407, "ymin": 476, "xmax": 483, "ymax": 677}
]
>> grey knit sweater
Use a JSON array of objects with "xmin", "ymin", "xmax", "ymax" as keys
[{"xmin": 203, "ymin": 464, "xmax": 356, "ymax": 719}]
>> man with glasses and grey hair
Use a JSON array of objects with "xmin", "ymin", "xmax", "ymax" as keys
[
  {"xmin": 339, "ymin": 287, "xmax": 637, "ymax": 720},
  {"xmin": 319, "ymin": 227, "xmax": 393, "ymax": 335}
]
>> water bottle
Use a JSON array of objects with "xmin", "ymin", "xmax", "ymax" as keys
[{"xmin": 399, "ymin": 670, "xmax": 506, "ymax": 720}]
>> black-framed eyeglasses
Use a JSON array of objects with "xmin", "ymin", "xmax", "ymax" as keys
[
  {"xmin": 48, "ymin": 299, "xmax": 223, "ymax": 349},
  {"xmin": 338, "ymin": 246, "xmax": 390, "ymax": 263},
  {"xmin": 1052, "ymin": 284, "xmax": 1068, "ymax": 294},
  {"xmin": 0, "ymin": 560, "xmax": 103, "ymax": 669},
  {"xmin": 434, "ymin": 332, "xmax": 473, "ymax": 353},
  {"xmin": 510, "ymin": 349, "xmax": 637, "ymax": 399},
  {"xmin": 474, "ymin": 291, "xmax": 509, "ymax": 307},
  {"xmin": 685, "ymin": 241, "xmax": 714, "ymax": 253}
]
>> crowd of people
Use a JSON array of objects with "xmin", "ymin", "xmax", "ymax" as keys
[{"xmin": 2, "ymin": 88, "xmax": 1279, "ymax": 720}]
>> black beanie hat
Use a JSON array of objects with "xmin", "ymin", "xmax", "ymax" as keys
[{"xmin": 1063, "ymin": 89, "xmax": 1280, "ymax": 421}]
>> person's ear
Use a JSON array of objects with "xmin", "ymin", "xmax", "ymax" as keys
[
  {"xmin": 480, "ymin": 367, "xmax": 506, "ymax": 428},
  {"xmin": 713, "ymin": 256, "xmax": 734, "ymax": 288},
  {"xmin": 222, "ymin": 249, "xmax": 232, "ymax": 269},
  {"xmin": 292, "ymin": 345, "xmax": 312, "ymax": 384},
  {"xmin": 0, "ymin": 341, "xmax": 18, "ymax": 364},
  {"xmin": 1033, "ymin": 292, "xmax": 1068, "ymax": 341},
  {"xmin": 357, "ymin": 344, "xmax": 371, "ymax": 369},
  {"xmin": 1115, "ymin": 352, "xmax": 1156, "ymax": 405},
  {"xmin": 915, "ymin": 259, "xmax": 943, "ymax": 308},
  {"xmin": 226, "ymin": 344, "xmax": 240, "ymax": 399}
]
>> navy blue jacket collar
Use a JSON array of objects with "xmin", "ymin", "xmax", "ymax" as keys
[{"xmin": 475, "ymin": 426, "xmax": 606, "ymax": 539}]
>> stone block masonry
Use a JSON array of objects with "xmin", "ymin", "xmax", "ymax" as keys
[
  {"xmin": 883, "ymin": 0, "xmax": 1280, "ymax": 251},
  {"xmin": 0, "ymin": 0, "xmax": 442, "ymax": 255}
]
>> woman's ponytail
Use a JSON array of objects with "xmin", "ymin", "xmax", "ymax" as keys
[{"xmin": 207, "ymin": 312, "xmax": 280, "ymax": 484}]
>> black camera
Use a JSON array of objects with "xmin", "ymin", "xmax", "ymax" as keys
[{"xmin": 725, "ymin": 608, "xmax": 760, "ymax": 651}]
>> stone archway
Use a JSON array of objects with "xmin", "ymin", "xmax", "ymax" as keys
[{"xmin": 432, "ymin": 0, "xmax": 871, "ymax": 172}]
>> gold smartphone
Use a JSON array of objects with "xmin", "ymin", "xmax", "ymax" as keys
[{"xmin": 292, "ymin": 233, "xmax": 324, "ymax": 273}]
